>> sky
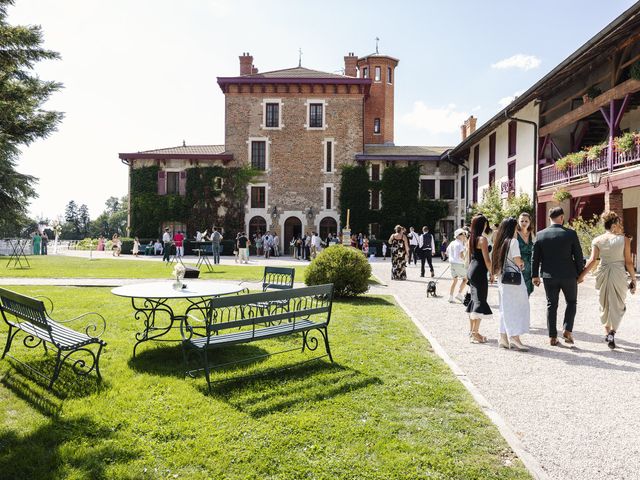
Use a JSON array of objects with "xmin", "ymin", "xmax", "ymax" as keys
[{"xmin": 8, "ymin": 0, "xmax": 638, "ymax": 221}]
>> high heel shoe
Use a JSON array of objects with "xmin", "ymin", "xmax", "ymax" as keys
[
  {"xmin": 509, "ymin": 337, "xmax": 529, "ymax": 351},
  {"xmin": 499, "ymin": 334, "xmax": 509, "ymax": 349}
]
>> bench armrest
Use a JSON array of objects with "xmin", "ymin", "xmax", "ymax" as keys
[
  {"xmin": 180, "ymin": 313, "xmax": 206, "ymax": 340},
  {"xmin": 33, "ymin": 295, "xmax": 55, "ymax": 314},
  {"xmin": 48, "ymin": 311, "xmax": 107, "ymax": 339}
]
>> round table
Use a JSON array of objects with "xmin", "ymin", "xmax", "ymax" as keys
[{"xmin": 112, "ymin": 281, "xmax": 244, "ymax": 356}]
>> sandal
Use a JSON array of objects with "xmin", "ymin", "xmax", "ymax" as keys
[{"xmin": 470, "ymin": 332, "xmax": 487, "ymax": 344}]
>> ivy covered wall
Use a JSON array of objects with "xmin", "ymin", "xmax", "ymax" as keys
[
  {"xmin": 339, "ymin": 163, "xmax": 450, "ymax": 238},
  {"xmin": 129, "ymin": 165, "xmax": 255, "ymax": 238}
]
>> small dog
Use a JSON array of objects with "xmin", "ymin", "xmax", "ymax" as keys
[{"xmin": 426, "ymin": 280, "xmax": 437, "ymax": 297}]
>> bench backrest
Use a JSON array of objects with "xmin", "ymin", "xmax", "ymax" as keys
[
  {"xmin": 205, "ymin": 284, "xmax": 333, "ymax": 335},
  {"xmin": 0, "ymin": 288, "xmax": 51, "ymax": 333},
  {"xmin": 262, "ymin": 266, "xmax": 295, "ymax": 291}
]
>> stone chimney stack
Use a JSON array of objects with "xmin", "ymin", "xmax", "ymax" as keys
[
  {"xmin": 239, "ymin": 52, "xmax": 253, "ymax": 76},
  {"xmin": 460, "ymin": 115, "xmax": 477, "ymax": 141},
  {"xmin": 344, "ymin": 52, "xmax": 358, "ymax": 77}
]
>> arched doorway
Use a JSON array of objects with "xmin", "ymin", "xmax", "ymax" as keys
[
  {"xmin": 249, "ymin": 216, "xmax": 267, "ymax": 240},
  {"xmin": 319, "ymin": 217, "xmax": 338, "ymax": 242},
  {"xmin": 284, "ymin": 216, "xmax": 302, "ymax": 255}
]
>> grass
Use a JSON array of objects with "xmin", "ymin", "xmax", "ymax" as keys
[
  {"xmin": 1, "ymin": 255, "xmax": 307, "ymax": 281},
  {"xmin": 0, "ymin": 283, "xmax": 531, "ymax": 479}
]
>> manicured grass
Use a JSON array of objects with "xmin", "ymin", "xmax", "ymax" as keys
[
  {"xmin": 0, "ymin": 286, "xmax": 531, "ymax": 479},
  {"xmin": 1, "ymin": 255, "xmax": 307, "ymax": 281}
]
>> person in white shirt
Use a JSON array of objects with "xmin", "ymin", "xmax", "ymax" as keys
[
  {"xmin": 162, "ymin": 228, "xmax": 172, "ymax": 263},
  {"xmin": 417, "ymin": 226, "xmax": 436, "ymax": 277},
  {"xmin": 407, "ymin": 227, "xmax": 419, "ymax": 265},
  {"xmin": 273, "ymin": 234, "xmax": 280, "ymax": 256},
  {"xmin": 446, "ymin": 229, "xmax": 468, "ymax": 303},
  {"xmin": 311, "ymin": 232, "xmax": 322, "ymax": 259}
]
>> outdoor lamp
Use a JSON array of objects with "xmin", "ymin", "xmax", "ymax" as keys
[{"xmin": 587, "ymin": 169, "xmax": 602, "ymax": 188}]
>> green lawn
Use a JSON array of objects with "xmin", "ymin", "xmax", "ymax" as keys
[
  {"xmin": 1, "ymin": 255, "xmax": 307, "ymax": 281},
  {"xmin": 0, "ymin": 285, "xmax": 531, "ymax": 479}
]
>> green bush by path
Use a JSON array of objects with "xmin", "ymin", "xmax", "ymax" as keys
[
  {"xmin": 0, "ymin": 287, "xmax": 531, "ymax": 480},
  {"xmin": 1, "ymin": 255, "xmax": 307, "ymax": 281},
  {"xmin": 305, "ymin": 245, "xmax": 371, "ymax": 297}
]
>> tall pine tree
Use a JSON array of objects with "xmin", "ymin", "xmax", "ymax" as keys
[{"xmin": 0, "ymin": 0, "xmax": 63, "ymax": 234}]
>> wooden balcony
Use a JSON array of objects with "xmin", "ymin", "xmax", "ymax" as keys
[{"xmin": 539, "ymin": 140, "xmax": 640, "ymax": 189}]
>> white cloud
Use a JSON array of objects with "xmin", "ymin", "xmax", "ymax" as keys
[
  {"xmin": 491, "ymin": 54, "xmax": 541, "ymax": 71},
  {"xmin": 497, "ymin": 90, "xmax": 525, "ymax": 108},
  {"xmin": 400, "ymin": 101, "xmax": 469, "ymax": 135}
]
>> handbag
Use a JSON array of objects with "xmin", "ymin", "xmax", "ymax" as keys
[
  {"xmin": 500, "ymin": 240, "xmax": 522, "ymax": 286},
  {"xmin": 463, "ymin": 291, "xmax": 471, "ymax": 307}
]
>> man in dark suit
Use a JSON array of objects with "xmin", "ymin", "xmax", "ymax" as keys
[{"xmin": 532, "ymin": 207, "xmax": 584, "ymax": 346}]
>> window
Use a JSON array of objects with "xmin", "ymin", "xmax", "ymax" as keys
[
  {"xmin": 362, "ymin": 67, "xmax": 368, "ymax": 78},
  {"xmin": 374, "ymin": 66, "xmax": 381, "ymax": 81},
  {"xmin": 265, "ymin": 102, "xmax": 279, "ymax": 128},
  {"xmin": 473, "ymin": 145, "xmax": 479, "ymax": 175},
  {"xmin": 371, "ymin": 189, "xmax": 380, "ymax": 210},
  {"xmin": 309, "ymin": 103, "xmax": 323, "ymax": 128},
  {"xmin": 374, "ymin": 118, "xmax": 381, "ymax": 134},
  {"xmin": 420, "ymin": 179, "xmax": 436, "ymax": 199},
  {"xmin": 489, "ymin": 133, "xmax": 496, "ymax": 167},
  {"xmin": 460, "ymin": 175, "xmax": 466, "ymax": 199},
  {"xmin": 472, "ymin": 177, "xmax": 478, "ymax": 203},
  {"xmin": 440, "ymin": 179, "xmax": 455, "ymax": 200},
  {"xmin": 325, "ymin": 186, "xmax": 332, "ymax": 210},
  {"xmin": 325, "ymin": 139, "xmax": 333, "ymax": 172},
  {"xmin": 250, "ymin": 186, "xmax": 265, "ymax": 208},
  {"xmin": 251, "ymin": 141, "xmax": 266, "ymax": 170},
  {"xmin": 489, "ymin": 169, "xmax": 495, "ymax": 187},
  {"xmin": 387, "ymin": 66, "xmax": 392, "ymax": 84},
  {"xmin": 371, "ymin": 164, "xmax": 380, "ymax": 181},
  {"xmin": 213, "ymin": 177, "xmax": 223, "ymax": 191},
  {"xmin": 508, "ymin": 121, "xmax": 517, "ymax": 157},
  {"xmin": 166, "ymin": 172, "xmax": 179, "ymax": 194}
]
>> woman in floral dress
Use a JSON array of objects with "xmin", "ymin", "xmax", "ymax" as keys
[{"xmin": 388, "ymin": 225, "xmax": 409, "ymax": 280}]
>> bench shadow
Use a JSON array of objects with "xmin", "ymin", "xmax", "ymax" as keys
[
  {"xmin": 208, "ymin": 361, "xmax": 382, "ymax": 419},
  {"xmin": 335, "ymin": 296, "xmax": 395, "ymax": 307},
  {"xmin": 128, "ymin": 343, "xmax": 270, "ymax": 378}
]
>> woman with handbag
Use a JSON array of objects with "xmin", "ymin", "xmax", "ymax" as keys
[
  {"xmin": 492, "ymin": 217, "xmax": 530, "ymax": 351},
  {"xmin": 465, "ymin": 215, "xmax": 493, "ymax": 343}
]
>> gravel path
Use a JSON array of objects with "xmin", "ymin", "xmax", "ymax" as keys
[{"xmin": 369, "ymin": 258, "xmax": 640, "ymax": 480}]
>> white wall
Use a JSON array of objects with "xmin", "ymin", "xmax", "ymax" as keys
[{"xmin": 469, "ymin": 100, "xmax": 539, "ymax": 203}]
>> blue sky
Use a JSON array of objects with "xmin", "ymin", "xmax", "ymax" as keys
[{"xmin": 8, "ymin": 0, "xmax": 638, "ymax": 220}]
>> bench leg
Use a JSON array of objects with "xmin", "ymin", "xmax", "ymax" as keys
[
  {"xmin": 94, "ymin": 343, "xmax": 104, "ymax": 382},
  {"xmin": 1, "ymin": 325, "xmax": 14, "ymax": 359},
  {"xmin": 48, "ymin": 350, "xmax": 63, "ymax": 389},
  {"xmin": 322, "ymin": 327, "xmax": 334, "ymax": 363},
  {"xmin": 202, "ymin": 348, "xmax": 212, "ymax": 393}
]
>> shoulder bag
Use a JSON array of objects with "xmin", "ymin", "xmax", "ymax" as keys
[{"xmin": 501, "ymin": 240, "xmax": 522, "ymax": 286}]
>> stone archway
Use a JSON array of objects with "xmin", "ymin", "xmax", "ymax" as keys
[
  {"xmin": 284, "ymin": 216, "xmax": 302, "ymax": 254},
  {"xmin": 249, "ymin": 216, "xmax": 267, "ymax": 240},
  {"xmin": 319, "ymin": 217, "xmax": 338, "ymax": 241}
]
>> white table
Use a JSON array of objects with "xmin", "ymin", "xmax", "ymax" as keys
[{"xmin": 112, "ymin": 281, "xmax": 244, "ymax": 356}]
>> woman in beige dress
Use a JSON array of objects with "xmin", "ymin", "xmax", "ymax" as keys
[{"xmin": 578, "ymin": 211, "xmax": 636, "ymax": 349}]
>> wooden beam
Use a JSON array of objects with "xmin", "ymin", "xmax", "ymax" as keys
[
  {"xmin": 540, "ymin": 71, "xmax": 612, "ymax": 118},
  {"xmin": 539, "ymin": 78, "xmax": 640, "ymax": 136}
]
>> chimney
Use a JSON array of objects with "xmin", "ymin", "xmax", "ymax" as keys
[
  {"xmin": 251, "ymin": 65, "xmax": 258, "ymax": 74},
  {"xmin": 460, "ymin": 115, "xmax": 477, "ymax": 141},
  {"xmin": 344, "ymin": 52, "xmax": 358, "ymax": 77},
  {"xmin": 239, "ymin": 52, "xmax": 253, "ymax": 76}
]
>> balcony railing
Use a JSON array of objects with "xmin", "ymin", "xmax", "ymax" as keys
[
  {"xmin": 501, "ymin": 179, "xmax": 515, "ymax": 197},
  {"xmin": 539, "ymin": 139, "xmax": 640, "ymax": 188}
]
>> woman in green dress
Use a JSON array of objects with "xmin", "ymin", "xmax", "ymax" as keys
[
  {"xmin": 32, "ymin": 232, "xmax": 41, "ymax": 256},
  {"xmin": 516, "ymin": 212, "xmax": 534, "ymax": 296}
]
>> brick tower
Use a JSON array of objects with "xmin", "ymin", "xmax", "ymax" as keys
[{"xmin": 357, "ymin": 52, "xmax": 399, "ymax": 145}]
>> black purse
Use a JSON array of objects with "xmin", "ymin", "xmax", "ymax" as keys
[
  {"xmin": 501, "ymin": 240, "xmax": 522, "ymax": 286},
  {"xmin": 463, "ymin": 291, "xmax": 471, "ymax": 306}
]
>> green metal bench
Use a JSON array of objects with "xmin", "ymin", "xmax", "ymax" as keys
[
  {"xmin": 181, "ymin": 284, "xmax": 334, "ymax": 391},
  {"xmin": 0, "ymin": 288, "xmax": 107, "ymax": 389}
]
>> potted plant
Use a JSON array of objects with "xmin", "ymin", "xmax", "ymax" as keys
[
  {"xmin": 554, "ymin": 156, "xmax": 570, "ymax": 172},
  {"xmin": 582, "ymin": 86, "xmax": 601, "ymax": 103},
  {"xmin": 615, "ymin": 132, "xmax": 635, "ymax": 153},
  {"xmin": 569, "ymin": 151, "xmax": 587, "ymax": 167},
  {"xmin": 586, "ymin": 143, "xmax": 605, "ymax": 161},
  {"xmin": 553, "ymin": 188, "xmax": 572, "ymax": 203}
]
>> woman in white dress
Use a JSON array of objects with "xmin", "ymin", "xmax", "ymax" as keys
[{"xmin": 491, "ymin": 217, "xmax": 530, "ymax": 351}]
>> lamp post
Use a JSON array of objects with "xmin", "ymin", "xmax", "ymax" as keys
[{"xmin": 587, "ymin": 169, "xmax": 602, "ymax": 188}]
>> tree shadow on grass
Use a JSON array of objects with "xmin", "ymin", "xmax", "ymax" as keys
[{"xmin": 209, "ymin": 361, "xmax": 383, "ymax": 419}]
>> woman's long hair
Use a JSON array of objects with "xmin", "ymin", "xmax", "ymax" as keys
[
  {"xmin": 491, "ymin": 217, "xmax": 518, "ymax": 275},
  {"xmin": 468, "ymin": 214, "xmax": 488, "ymax": 252}
]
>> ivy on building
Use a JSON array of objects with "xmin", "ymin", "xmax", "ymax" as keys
[
  {"xmin": 129, "ymin": 165, "xmax": 257, "ymax": 238},
  {"xmin": 339, "ymin": 163, "xmax": 449, "ymax": 237}
]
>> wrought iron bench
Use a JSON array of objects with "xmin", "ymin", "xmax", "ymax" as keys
[
  {"xmin": 181, "ymin": 284, "xmax": 334, "ymax": 391},
  {"xmin": 0, "ymin": 288, "xmax": 107, "ymax": 388}
]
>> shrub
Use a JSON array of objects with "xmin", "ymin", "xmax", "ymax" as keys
[
  {"xmin": 570, "ymin": 215, "xmax": 605, "ymax": 258},
  {"xmin": 552, "ymin": 188, "xmax": 572, "ymax": 203},
  {"xmin": 615, "ymin": 132, "xmax": 635, "ymax": 153},
  {"xmin": 304, "ymin": 245, "xmax": 371, "ymax": 297}
]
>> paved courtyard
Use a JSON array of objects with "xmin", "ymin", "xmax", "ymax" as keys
[{"xmin": 2, "ymin": 251, "xmax": 639, "ymax": 480}]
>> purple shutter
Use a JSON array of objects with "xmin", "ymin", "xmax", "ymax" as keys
[
  {"xmin": 158, "ymin": 171, "xmax": 166, "ymax": 195},
  {"xmin": 179, "ymin": 171, "xmax": 187, "ymax": 196}
]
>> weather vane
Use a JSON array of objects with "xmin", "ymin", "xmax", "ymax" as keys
[
  {"xmin": 298, "ymin": 48, "xmax": 303, "ymax": 67},
  {"xmin": 375, "ymin": 37, "xmax": 380, "ymax": 54}
]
